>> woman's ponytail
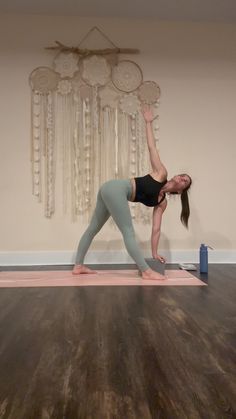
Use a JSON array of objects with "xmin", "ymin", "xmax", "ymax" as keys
[{"xmin": 180, "ymin": 189, "xmax": 190, "ymax": 228}]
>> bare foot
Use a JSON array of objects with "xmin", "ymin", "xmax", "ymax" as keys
[
  {"xmin": 72, "ymin": 264, "xmax": 97, "ymax": 275},
  {"xmin": 142, "ymin": 268, "xmax": 166, "ymax": 281}
]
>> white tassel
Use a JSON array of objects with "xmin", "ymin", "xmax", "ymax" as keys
[
  {"xmin": 114, "ymin": 107, "xmax": 118, "ymax": 177},
  {"xmin": 31, "ymin": 92, "xmax": 42, "ymax": 201}
]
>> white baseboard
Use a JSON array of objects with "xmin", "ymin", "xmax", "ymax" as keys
[{"xmin": 0, "ymin": 250, "xmax": 236, "ymax": 266}]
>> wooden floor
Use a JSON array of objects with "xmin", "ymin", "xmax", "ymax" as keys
[{"xmin": 0, "ymin": 264, "xmax": 235, "ymax": 419}]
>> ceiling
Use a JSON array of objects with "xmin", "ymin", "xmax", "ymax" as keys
[{"xmin": 0, "ymin": 0, "xmax": 236, "ymax": 23}]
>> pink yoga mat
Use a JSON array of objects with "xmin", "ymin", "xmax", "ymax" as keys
[{"xmin": 0, "ymin": 270, "xmax": 206, "ymax": 287}]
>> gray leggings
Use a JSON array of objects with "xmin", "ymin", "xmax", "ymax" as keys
[{"xmin": 75, "ymin": 179, "xmax": 149, "ymax": 272}]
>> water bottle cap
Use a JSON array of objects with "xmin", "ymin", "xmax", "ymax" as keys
[{"xmin": 200, "ymin": 243, "xmax": 213, "ymax": 250}]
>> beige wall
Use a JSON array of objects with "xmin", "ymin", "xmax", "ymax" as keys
[{"xmin": 0, "ymin": 14, "xmax": 235, "ymax": 262}]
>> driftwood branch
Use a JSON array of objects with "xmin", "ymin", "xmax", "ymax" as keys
[{"xmin": 45, "ymin": 41, "xmax": 140, "ymax": 56}]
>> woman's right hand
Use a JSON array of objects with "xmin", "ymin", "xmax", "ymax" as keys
[{"xmin": 153, "ymin": 254, "xmax": 166, "ymax": 264}]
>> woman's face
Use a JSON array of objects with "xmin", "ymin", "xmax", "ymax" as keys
[{"xmin": 172, "ymin": 174, "xmax": 191, "ymax": 192}]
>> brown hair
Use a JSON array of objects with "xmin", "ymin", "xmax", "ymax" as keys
[{"xmin": 170, "ymin": 175, "xmax": 192, "ymax": 228}]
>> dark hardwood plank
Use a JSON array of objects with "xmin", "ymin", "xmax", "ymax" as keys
[{"xmin": 0, "ymin": 264, "xmax": 235, "ymax": 418}]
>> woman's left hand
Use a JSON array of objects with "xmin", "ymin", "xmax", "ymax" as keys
[{"xmin": 141, "ymin": 105, "xmax": 154, "ymax": 122}]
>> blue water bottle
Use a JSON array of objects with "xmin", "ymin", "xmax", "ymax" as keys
[{"xmin": 200, "ymin": 244, "xmax": 208, "ymax": 273}]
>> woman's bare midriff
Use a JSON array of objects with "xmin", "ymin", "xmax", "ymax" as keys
[{"xmin": 129, "ymin": 178, "xmax": 136, "ymax": 202}]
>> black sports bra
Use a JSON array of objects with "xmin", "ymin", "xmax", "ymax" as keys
[{"xmin": 133, "ymin": 174, "xmax": 167, "ymax": 207}]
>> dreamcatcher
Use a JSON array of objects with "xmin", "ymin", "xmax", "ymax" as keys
[{"xmin": 29, "ymin": 27, "xmax": 161, "ymax": 223}]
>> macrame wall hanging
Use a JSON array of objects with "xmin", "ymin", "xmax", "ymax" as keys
[{"xmin": 29, "ymin": 27, "xmax": 161, "ymax": 223}]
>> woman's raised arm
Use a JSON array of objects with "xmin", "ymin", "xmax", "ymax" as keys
[{"xmin": 142, "ymin": 106, "xmax": 167, "ymax": 179}]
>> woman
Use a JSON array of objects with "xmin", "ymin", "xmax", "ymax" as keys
[{"xmin": 73, "ymin": 106, "xmax": 192, "ymax": 280}]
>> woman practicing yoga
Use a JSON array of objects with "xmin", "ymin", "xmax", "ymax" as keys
[{"xmin": 73, "ymin": 106, "xmax": 192, "ymax": 280}]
